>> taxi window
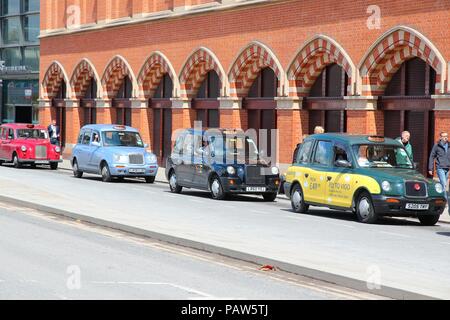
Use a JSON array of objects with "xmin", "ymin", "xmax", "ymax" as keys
[
  {"xmin": 182, "ymin": 133, "xmax": 194, "ymax": 157},
  {"xmin": 82, "ymin": 130, "xmax": 91, "ymax": 145},
  {"xmin": 77, "ymin": 131, "xmax": 84, "ymax": 144},
  {"xmin": 297, "ymin": 140, "xmax": 313, "ymax": 164},
  {"xmin": 7, "ymin": 129, "xmax": 14, "ymax": 139},
  {"xmin": 173, "ymin": 135, "xmax": 184, "ymax": 155},
  {"xmin": 313, "ymin": 141, "xmax": 333, "ymax": 166},
  {"xmin": 92, "ymin": 131, "xmax": 101, "ymax": 144},
  {"xmin": 333, "ymin": 143, "xmax": 350, "ymax": 165}
]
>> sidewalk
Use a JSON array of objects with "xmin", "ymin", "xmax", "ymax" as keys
[{"xmin": 58, "ymin": 159, "xmax": 450, "ymax": 224}]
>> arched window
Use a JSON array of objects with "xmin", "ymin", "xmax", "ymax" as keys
[
  {"xmin": 153, "ymin": 74, "xmax": 173, "ymax": 99},
  {"xmin": 81, "ymin": 78, "xmax": 97, "ymax": 125},
  {"xmin": 194, "ymin": 70, "xmax": 220, "ymax": 128},
  {"xmin": 114, "ymin": 76, "xmax": 132, "ymax": 126},
  {"xmin": 248, "ymin": 68, "xmax": 277, "ymax": 98}
]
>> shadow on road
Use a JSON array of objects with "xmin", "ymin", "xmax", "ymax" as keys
[
  {"xmin": 436, "ymin": 232, "xmax": 450, "ymax": 237},
  {"xmin": 163, "ymin": 190, "xmax": 267, "ymax": 202}
]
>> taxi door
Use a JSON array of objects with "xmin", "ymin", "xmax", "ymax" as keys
[
  {"xmin": 88, "ymin": 130, "xmax": 102, "ymax": 172},
  {"xmin": 0, "ymin": 127, "xmax": 6, "ymax": 160},
  {"xmin": 326, "ymin": 142, "xmax": 354, "ymax": 208},
  {"xmin": 77, "ymin": 129, "xmax": 92, "ymax": 171},
  {"xmin": 307, "ymin": 140, "xmax": 333, "ymax": 205},
  {"xmin": 287, "ymin": 139, "xmax": 315, "ymax": 203}
]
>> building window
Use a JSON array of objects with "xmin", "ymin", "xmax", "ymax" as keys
[
  {"xmin": 153, "ymin": 74, "xmax": 173, "ymax": 99},
  {"xmin": 24, "ymin": 0, "xmax": 39, "ymax": 12},
  {"xmin": 2, "ymin": 16, "xmax": 21, "ymax": 44},
  {"xmin": 2, "ymin": 47, "xmax": 22, "ymax": 66},
  {"xmin": 1, "ymin": 0, "xmax": 20, "ymax": 15},
  {"xmin": 23, "ymin": 14, "xmax": 39, "ymax": 42},
  {"xmin": 23, "ymin": 46, "xmax": 39, "ymax": 70}
]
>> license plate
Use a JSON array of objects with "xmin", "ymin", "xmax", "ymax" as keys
[
  {"xmin": 129, "ymin": 169, "xmax": 145, "ymax": 174},
  {"xmin": 246, "ymin": 187, "xmax": 266, "ymax": 192},
  {"xmin": 405, "ymin": 203, "xmax": 429, "ymax": 210},
  {"xmin": 35, "ymin": 160, "xmax": 49, "ymax": 164}
]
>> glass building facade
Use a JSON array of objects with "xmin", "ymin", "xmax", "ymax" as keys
[{"xmin": 0, "ymin": 0, "xmax": 39, "ymax": 124}]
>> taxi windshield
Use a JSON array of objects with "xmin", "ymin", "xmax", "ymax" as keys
[
  {"xmin": 208, "ymin": 135, "xmax": 259, "ymax": 158},
  {"xmin": 102, "ymin": 131, "xmax": 144, "ymax": 147},
  {"xmin": 17, "ymin": 129, "xmax": 49, "ymax": 139},
  {"xmin": 353, "ymin": 144, "xmax": 413, "ymax": 169}
]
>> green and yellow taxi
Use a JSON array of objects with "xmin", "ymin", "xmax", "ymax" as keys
[{"xmin": 284, "ymin": 134, "xmax": 446, "ymax": 225}]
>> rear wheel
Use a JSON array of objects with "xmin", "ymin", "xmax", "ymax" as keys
[
  {"xmin": 263, "ymin": 193, "xmax": 277, "ymax": 202},
  {"xmin": 72, "ymin": 159, "xmax": 83, "ymax": 178},
  {"xmin": 101, "ymin": 163, "xmax": 112, "ymax": 182},
  {"xmin": 290, "ymin": 184, "xmax": 309, "ymax": 213},
  {"xmin": 169, "ymin": 171, "xmax": 182, "ymax": 193},
  {"xmin": 145, "ymin": 176, "xmax": 155, "ymax": 184},
  {"xmin": 50, "ymin": 163, "xmax": 58, "ymax": 170},
  {"xmin": 356, "ymin": 192, "xmax": 378, "ymax": 224},
  {"xmin": 13, "ymin": 154, "xmax": 21, "ymax": 169},
  {"xmin": 418, "ymin": 215, "xmax": 440, "ymax": 226},
  {"xmin": 210, "ymin": 176, "xmax": 226, "ymax": 200}
]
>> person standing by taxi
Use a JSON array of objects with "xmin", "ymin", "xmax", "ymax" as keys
[
  {"xmin": 429, "ymin": 132, "xmax": 450, "ymax": 200},
  {"xmin": 48, "ymin": 119, "xmax": 60, "ymax": 145},
  {"xmin": 396, "ymin": 131, "xmax": 413, "ymax": 163}
]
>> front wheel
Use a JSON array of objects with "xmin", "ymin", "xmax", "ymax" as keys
[
  {"xmin": 291, "ymin": 184, "xmax": 309, "ymax": 213},
  {"xmin": 50, "ymin": 163, "xmax": 58, "ymax": 170},
  {"xmin": 356, "ymin": 192, "xmax": 378, "ymax": 224},
  {"xmin": 101, "ymin": 163, "xmax": 112, "ymax": 182},
  {"xmin": 169, "ymin": 171, "xmax": 182, "ymax": 193},
  {"xmin": 13, "ymin": 154, "xmax": 21, "ymax": 168},
  {"xmin": 72, "ymin": 159, "xmax": 83, "ymax": 178},
  {"xmin": 418, "ymin": 215, "xmax": 440, "ymax": 226},
  {"xmin": 263, "ymin": 193, "xmax": 277, "ymax": 202},
  {"xmin": 145, "ymin": 176, "xmax": 155, "ymax": 184},
  {"xmin": 210, "ymin": 176, "xmax": 226, "ymax": 200}
]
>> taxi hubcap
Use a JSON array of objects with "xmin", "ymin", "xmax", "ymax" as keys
[
  {"xmin": 358, "ymin": 198, "xmax": 371, "ymax": 218},
  {"xmin": 292, "ymin": 190, "xmax": 302, "ymax": 209},
  {"xmin": 211, "ymin": 180, "xmax": 220, "ymax": 196},
  {"xmin": 170, "ymin": 174, "xmax": 177, "ymax": 189},
  {"xmin": 102, "ymin": 166, "xmax": 108, "ymax": 177}
]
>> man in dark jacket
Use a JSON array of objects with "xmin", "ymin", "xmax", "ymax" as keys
[{"xmin": 429, "ymin": 132, "xmax": 450, "ymax": 199}]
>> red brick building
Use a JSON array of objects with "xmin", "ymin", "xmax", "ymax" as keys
[{"xmin": 39, "ymin": 0, "xmax": 450, "ymax": 172}]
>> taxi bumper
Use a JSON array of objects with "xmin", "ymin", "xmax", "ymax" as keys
[
  {"xmin": 110, "ymin": 164, "xmax": 158, "ymax": 177},
  {"xmin": 18, "ymin": 159, "xmax": 63, "ymax": 164},
  {"xmin": 219, "ymin": 176, "xmax": 280, "ymax": 194},
  {"xmin": 371, "ymin": 195, "xmax": 446, "ymax": 217}
]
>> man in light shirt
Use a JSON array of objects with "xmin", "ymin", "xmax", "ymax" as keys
[{"xmin": 48, "ymin": 119, "xmax": 60, "ymax": 145}]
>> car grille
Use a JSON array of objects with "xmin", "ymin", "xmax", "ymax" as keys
[
  {"xmin": 245, "ymin": 166, "xmax": 266, "ymax": 185},
  {"xmin": 405, "ymin": 181, "xmax": 427, "ymax": 197},
  {"xmin": 129, "ymin": 154, "xmax": 144, "ymax": 165},
  {"xmin": 35, "ymin": 146, "xmax": 47, "ymax": 159}
]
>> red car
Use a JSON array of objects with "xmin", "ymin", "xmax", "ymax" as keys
[{"xmin": 0, "ymin": 123, "xmax": 62, "ymax": 170}]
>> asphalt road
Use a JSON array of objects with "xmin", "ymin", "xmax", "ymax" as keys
[
  {"xmin": 0, "ymin": 164, "xmax": 449, "ymax": 298},
  {"xmin": 0, "ymin": 203, "xmax": 381, "ymax": 300}
]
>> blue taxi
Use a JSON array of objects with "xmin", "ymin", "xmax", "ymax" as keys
[{"xmin": 71, "ymin": 124, "xmax": 158, "ymax": 183}]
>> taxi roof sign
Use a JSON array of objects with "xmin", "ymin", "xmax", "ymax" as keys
[
  {"xmin": 367, "ymin": 136, "xmax": 385, "ymax": 142},
  {"xmin": 113, "ymin": 125, "xmax": 126, "ymax": 130},
  {"xmin": 26, "ymin": 124, "xmax": 35, "ymax": 129}
]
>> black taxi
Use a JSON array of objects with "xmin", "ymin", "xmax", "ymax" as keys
[
  {"xmin": 284, "ymin": 134, "xmax": 446, "ymax": 225},
  {"xmin": 165, "ymin": 128, "xmax": 281, "ymax": 200}
]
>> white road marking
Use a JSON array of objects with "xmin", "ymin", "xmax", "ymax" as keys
[
  {"xmin": 91, "ymin": 281, "xmax": 213, "ymax": 298},
  {"xmin": 378, "ymin": 231, "xmax": 412, "ymax": 238}
]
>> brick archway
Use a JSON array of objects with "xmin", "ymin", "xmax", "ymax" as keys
[
  {"xmin": 70, "ymin": 58, "xmax": 102, "ymax": 99},
  {"xmin": 287, "ymin": 35, "xmax": 356, "ymax": 97},
  {"xmin": 101, "ymin": 55, "xmax": 137, "ymax": 99},
  {"xmin": 359, "ymin": 26, "xmax": 447, "ymax": 96},
  {"xmin": 179, "ymin": 47, "xmax": 227, "ymax": 99},
  {"xmin": 137, "ymin": 51, "xmax": 179, "ymax": 99},
  {"xmin": 228, "ymin": 41, "xmax": 286, "ymax": 98},
  {"xmin": 41, "ymin": 61, "xmax": 70, "ymax": 99}
]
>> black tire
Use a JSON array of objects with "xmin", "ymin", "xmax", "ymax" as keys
[
  {"xmin": 355, "ymin": 192, "xmax": 378, "ymax": 224},
  {"xmin": 101, "ymin": 163, "xmax": 112, "ymax": 182},
  {"xmin": 263, "ymin": 193, "xmax": 277, "ymax": 202},
  {"xmin": 290, "ymin": 184, "xmax": 309, "ymax": 213},
  {"xmin": 418, "ymin": 215, "xmax": 440, "ymax": 226},
  {"xmin": 13, "ymin": 154, "xmax": 21, "ymax": 168},
  {"xmin": 145, "ymin": 176, "xmax": 156, "ymax": 184},
  {"xmin": 50, "ymin": 162, "xmax": 58, "ymax": 170},
  {"xmin": 72, "ymin": 159, "xmax": 83, "ymax": 178},
  {"xmin": 0, "ymin": 160, "xmax": 3, "ymax": 166},
  {"xmin": 210, "ymin": 176, "xmax": 226, "ymax": 200},
  {"xmin": 30, "ymin": 163, "xmax": 36, "ymax": 169},
  {"xmin": 168, "ymin": 171, "xmax": 182, "ymax": 193}
]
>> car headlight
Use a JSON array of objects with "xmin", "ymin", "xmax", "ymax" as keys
[
  {"xmin": 227, "ymin": 166, "xmax": 236, "ymax": 175},
  {"xmin": 271, "ymin": 167, "xmax": 279, "ymax": 175},
  {"xmin": 55, "ymin": 146, "xmax": 61, "ymax": 153},
  {"xmin": 21, "ymin": 145, "xmax": 27, "ymax": 152},
  {"xmin": 435, "ymin": 183, "xmax": 444, "ymax": 193},
  {"xmin": 146, "ymin": 153, "xmax": 157, "ymax": 163},
  {"xmin": 381, "ymin": 181, "xmax": 391, "ymax": 192},
  {"xmin": 113, "ymin": 154, "xmax": 128, "ymax": 163}
]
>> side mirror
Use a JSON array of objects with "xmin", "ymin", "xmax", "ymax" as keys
[
  {"xmin": 144, "ymin": 143, "xmax": 149, "ymax": 148},
  {"xmin": 335, "ymin": 159, "xmax": 352, "ymax": 168}
]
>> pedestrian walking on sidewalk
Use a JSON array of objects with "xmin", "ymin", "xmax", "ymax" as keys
[{"xmin": 429, "ymin": 132, "xmax": 450, "ymax": 201}]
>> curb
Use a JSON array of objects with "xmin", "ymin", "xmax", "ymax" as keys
[{"xmin": 0, "ymin": 194, "xmax": 437, "ymax": 300}]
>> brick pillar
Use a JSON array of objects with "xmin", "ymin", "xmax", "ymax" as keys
[
  {"xmin": 64, "ymin": 99, "xmax": 82, "ymax": 147},
  {"xmin": 171, "ymin": 99, "xmax": 194, "ymax": 137},
  {"xmin": 38, "ymin": 99, "xmax": 52, "ymax": 126},
  {"xmin": 434, "ymin": 95, "xmax": 450, "ymax": 142},
  {"xmin": 345, "ymin": 96, "xmax": 382, "ymax": 135},
  {"xmin": 218, "ymin": 98, "xmax": 247, "ymax": 130},
  {"xmin": 95, "ymin": 99, "xmax": 114, "ymax": 124},
  {"xmin": 275, "ymin": 97, "xmax": 305, "ymax": 172},
  {"xmin": 131, "ymin": 99, "xmax": 152, "ymax": 146}
]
